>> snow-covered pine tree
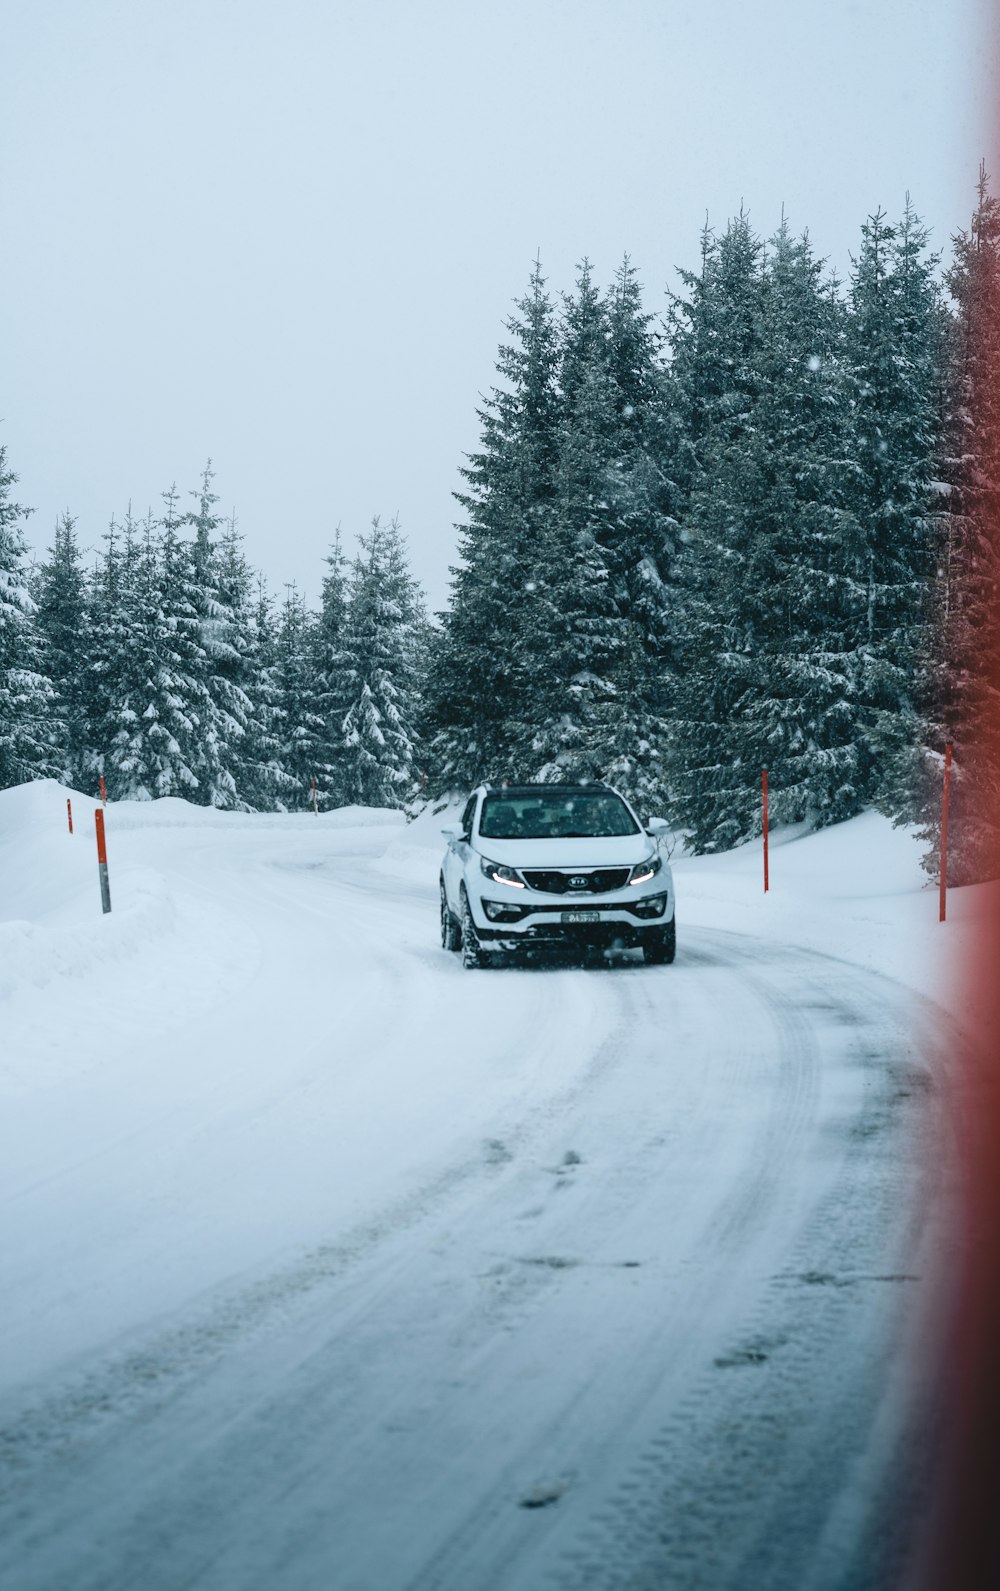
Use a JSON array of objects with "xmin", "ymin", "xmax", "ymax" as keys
[
  {"xmin": 145, "ymin": 488, "xmax": 215, "ymax": 798},
  {"xmin": 84, "ymin": 512, "xmax": 130, "ymax": 795},
  {"xmin": 600, "ymin": 257, "xmax": 685, "ymax": 809},
  {"xmin": 209, "ymin": 511, "xmax": 262, "ymax": 810},
  {"xmin": 666, "ymin": 212, "xmax": 771, "ymax": 848},
  {"xmin": 0, "ymin": 443, "xmax": 59, "ymax": 788},
  {"xmin": 238, "ymin": 576, "xmax": 299, "ymax": 811},
  {"xmin": 511, "ymin": 262, "xmax": 629, "ymax": 784},
  {"xmin": 98, "ymin": 492, "xmax": 213, "ymax": 801},
  {"xmin": 924, "ymin": 168, "xmax": 1000, "ymax": 882},
  {"xmin": 422, "ymin": 258, "xmax": 560, "ymax": 791},
  {"xmin": 674, "ymin": 221, "xmax": 870, "ymax": 848},
  {"xmin": 312, "ymin": 530, "xmax": 350, "ymax": 808},
  {"xmin": 184, "ymin": 463, "xmax": 240, "ymax": 807},
  {"xmin": 100, "ymin": 507, "xmax": 186, "ymax": 799},
  {"xmin": 846, "ymin": 201, "xmax": 942, "ymax": 821},
  {"xmin": 472, "ymin": 257, "xmax": 684, "ymax": 808},
  {"xmin": 341, "ymin": 517, "xmax": 425, "ymax": 808},
  {"xmin": 666, "ymin": 215, "xmax": 760, "ymax": 481},
  {"xmin": 271, "ymin": 583, "xmax": 323, "ymax": 808},
  {"xmin": 32, "ymin": 510, "xmax": 89, "ymax": 787}
]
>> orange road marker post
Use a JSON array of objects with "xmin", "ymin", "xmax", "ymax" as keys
[
  {"xmin": 99, "ymin": 774, "xmax": 107, "ymax": 807},
  {"xmin": 95, "ymin": 808, "xmax": 112, "ymax": 914},
  {"xmin": 66, "ymin": 798, "xmax": 73, "ymax": 834},
  {"xmin": 939, "ymin": 741, "xmax": 953, "ymax": 924},
  {"xmin": 762, "ymin": 768, "xmax": 769, "ymax": 894}
]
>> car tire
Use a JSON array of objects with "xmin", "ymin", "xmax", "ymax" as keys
[
  {"xmin": 460, "ymin": 890, "xmax": 489, "ymax": 969},
  {"xmin": 643, "ymin": 915, "xmax": 676, "ymax": 965},
  {"xmin": 441, "ymin": 880, "xmax": 462, "ymax": 951}
]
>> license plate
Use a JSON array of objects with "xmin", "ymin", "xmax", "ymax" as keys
[{"xmin": 562, "ymin": 910, "xmax": 599, "ymax": 923}]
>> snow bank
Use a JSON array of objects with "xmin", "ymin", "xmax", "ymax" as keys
[
  {"xmin": 0, "ymin": 781, "xmax": 177, "ymax": 1004},
  {"xmin": 0, "ymin": 781, "xmax": 408, "ymax": 1090},
  {"xmin": 673, "ymin": 810, "xmax": 954, "ymax": 1009}
]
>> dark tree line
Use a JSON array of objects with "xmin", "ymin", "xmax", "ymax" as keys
[
  {"xmin": 2, "ymin": 463, "xmax": 427, "ymax": 811},
  {"xmin": 423, "ymin": 185, "xmax": 997, "ymax": 880},
  {"xmin": 2, "ymin": 181, "xmax": 998, "ymax": 875}
]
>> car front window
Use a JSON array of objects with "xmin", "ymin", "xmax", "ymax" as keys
[{"xmin": 479, "ymin": 792, "xmax": 639, "ymax": 840}]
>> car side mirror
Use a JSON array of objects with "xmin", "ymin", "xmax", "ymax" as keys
[
  {"xmin": 645, "ymin": 816, "xmax": 670, "ymax": 837},
  {"xmin": 441, "ymin": 823, "xmax": 464, "ymax": 843}
]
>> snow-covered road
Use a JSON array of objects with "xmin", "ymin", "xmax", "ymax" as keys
[{"xmin": 0, "ymin": 787, "xmax": 958, "ymax": 1590}]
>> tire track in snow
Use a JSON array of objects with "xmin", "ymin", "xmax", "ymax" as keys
[{"xmin": 525, "ymin": 953, "xmax": 956, "ymax": 1591}]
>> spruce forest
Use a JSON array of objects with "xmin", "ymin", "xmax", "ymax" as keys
[{"xmin": 2, "ymin": 183, "xmax": 998, "ymax": 880}]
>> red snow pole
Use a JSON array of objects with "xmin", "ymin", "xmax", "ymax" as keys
[
  {"xmin": 94, "ymin": 808, "xmax": 112, "ymax": 914},
  {"xmin": 66, "ymin": 798, "xmax": 73, "ymax": 834},
  {"xmin": 99, "ymin": 774, "xmax": 106, "ymax": 807},
  {"xmin": 762, "ymin": 768, "xmax": 769, "ymax": 894},
  {"xmin": 311, "ymin": 777, "xmax": 318, "ymax": 814},
  {"xmin": 939, "ymin": 741, "xmax": 953, "ymax": 924}
]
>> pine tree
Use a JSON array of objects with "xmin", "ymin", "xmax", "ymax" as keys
[
  {"xmin": 271, "ymin": 584, "xmax": 323, "ymax": 809},
  {"xmin": 341, "ymin": 517, "xmax": 425, "ymax": 808},
  {"xmin": 210, "ymin": 512, "xmax": 260, "ymax": 811},
  {"xmin": 925, "ymin": 168, "xmax": 1000, "ymax": 882},
  {"xmin": 32, "ymin": 510, "xmax": 89, "ymax": 787},
  {"xmin": 312, "ymin": 529, "xmax": 350, "ymax": 808},
  {"xmin": 666, "ymin": 213, "xmax": 764, "ymax": 472},
  {"xmin": 0, "ymin": 443, "xmax": 59, "ymax": 788},
  {"xmin": 667, "ymin": 213, "xmax": 771, "ymax": 848},
  {"xmin": 513, "ymin": 263, "xmax": 628, "ymax": 782},
  {"xmin": 737, "ymin": 225, "xmax": 869, "ymax": 829},
  {"xmin": 599, "ymin": 257, "xmax": 686, "ymax": 808},
  {"xmin": 95, "ymin": 492, "xmax": 214, "ymax": 801},
  {"xmin": 667, "ymin": 204, "xmax": 941, "ymax": 851},
  {"xmin": 846, "ymin": 201, "xmax": 941, "ymax": 819},
  {"xmin": 675, "ymin": 221, "xmax": 871, "ymax": 848},
  {"xmin": 101, "ymin": 507, "xmax": 194, "ymax": 799},
  {"xmin": 423, "ymin": 258, "xmax": 561, "ymax": 790},
  {"xmin": 85, "ymin": 512, "xmax": 130, "ymax": 795},
  {"xmin": 239, "ymin": 577, "xmax": 298, "ymax": 811},
  {"xmin": 183, "ymin": 464, "xmax": 239, "ymax": 807}
]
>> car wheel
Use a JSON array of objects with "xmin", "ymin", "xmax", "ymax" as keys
[
  {"xmin": 643, "ymin": 916, "xmax": 676, "ymax": 965},
  {"xmin": 460, "ymin": 890, "xmax": 488, "ymax": 969},
  {"xmin": 440, "ymin": 880, "xmax": 462, "ymax": 951}
]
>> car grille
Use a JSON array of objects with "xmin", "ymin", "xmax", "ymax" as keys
[{"xmin": 520, "ymin": 868, "xmax": 631, "ymax": 895}]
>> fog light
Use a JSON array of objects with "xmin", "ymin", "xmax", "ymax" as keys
[
  {"xmin": 482, "ymin": 898, "xmax": 525, "ymax": 923},
  {"xmin": 632, "ymin": 892, "xmax": 667, "ymax": 919}
]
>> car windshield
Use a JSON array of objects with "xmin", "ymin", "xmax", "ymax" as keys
[{"xmin": 479, "ymin": 791, "xmax": 639, "ymax": 840}]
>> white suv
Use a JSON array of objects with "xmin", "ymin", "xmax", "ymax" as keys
[{"xmin": 440, "ymin": 782, "xmax": 676, "ymax": 968}]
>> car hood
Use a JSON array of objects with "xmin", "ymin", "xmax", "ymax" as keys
[{"xmin": 473, "ymin": 834, "xmax": 656, "ymax": 869}]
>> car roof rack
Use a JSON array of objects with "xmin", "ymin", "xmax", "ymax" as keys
[{"xmin": 483, "ymin": 781, "xmax": 607, "ymax": 795}]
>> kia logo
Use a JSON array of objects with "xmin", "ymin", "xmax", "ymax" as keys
[{"xmin": 569, "ymin": 875, "xmax": 588, "ymax": 888}]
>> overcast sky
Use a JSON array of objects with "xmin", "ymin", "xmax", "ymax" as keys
[{"xmin": 1, "ymin": 0, "xmax": 992, "ymax": 613}]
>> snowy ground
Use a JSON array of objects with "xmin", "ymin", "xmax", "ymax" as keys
[{"xmin": 0, "ymin": 782, "xmax": 966, "ymax": 1590}]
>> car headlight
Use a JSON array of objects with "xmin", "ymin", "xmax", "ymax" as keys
[
  {"xmin": 628, "ymin": 854, "xmax": 663, "ymax": 886},
  {"xmin": 480, "ymin": 857, "xmax": 525, "ymax": 889}
]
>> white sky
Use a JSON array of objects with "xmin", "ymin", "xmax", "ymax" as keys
[{"xmin": 1, "ymin": 0, "xmax": 992, "ymax": 613}]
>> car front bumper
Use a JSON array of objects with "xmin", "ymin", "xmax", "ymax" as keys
[
  {"xmin": 475, "ymin": 917, "xmax": 673, "ymax": 952},
  {"xmin": 471, "ymin": 888, "xmax": 673, "ymax": 950}
]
